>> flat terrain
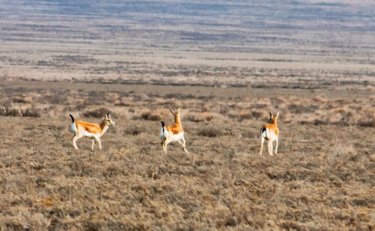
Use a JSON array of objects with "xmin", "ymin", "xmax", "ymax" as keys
[
  {"xmin": 1, "ymin": 0, "xmax": 375, "ymax": 89},
  {"xmin": 0, "ymin": 80, "xmax": 374, "ymax": 230},
  {"xmin": 0, "ymin": 0, "xmax": 375, "ymax": 230}
]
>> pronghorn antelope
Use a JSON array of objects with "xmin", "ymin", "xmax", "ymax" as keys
[
  {"xmin": 260, "ymin": 112, "xmax": 279, "ymax": 156},
  {"xmin": 69, "ymin": 113, "xmax": 115, "ymax": 150},
  {"xmin": 160, "ymin": 108, "xmax": 188, "ymax": 154}
]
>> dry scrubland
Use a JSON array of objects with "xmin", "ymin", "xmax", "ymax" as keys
[
  {"xmin": 0, "ymin": 0, "xmax": 375, "ymax": 230},
  {"xmin": 0, "ymin": 80, "xmax": 374, "ymax": 230}
]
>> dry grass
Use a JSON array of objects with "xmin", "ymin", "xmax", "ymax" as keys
[
  {"xmin": 0, "ymin": 1, "xmax": 374, "ymax": 229},
  {"xmin": 0, "ymin": 80, "xmax": 374, "ymax": 230},
  {"xmin": 1, "ymin": 81, "xmax": 374, "ymax": 128}
]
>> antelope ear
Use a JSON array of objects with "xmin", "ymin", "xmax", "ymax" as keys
[
  {"xmin": 105, "ymin": 114, "xmax": 108, "ymax": 119},
  {"xmin": 177, "ymin": 108, "xmax": 181, "ymax": 114},
  {"xmin": 169, "ymin": 108, "xmax": 175, "ymax": 115},
  {"xmin": 275, "ymin": 112, "xmax": 280, "ymax": 119},
  {"xmin": 269, "ymin": 112, "xmax": 273, "ymax": 119},
  {"xmin": 108, "ymin": 113, "xmax": 112, "ymax": 118}
]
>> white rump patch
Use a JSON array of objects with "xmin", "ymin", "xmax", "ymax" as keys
[{"xmin": 69, "ymin": 123, "xmax": 77, "ymax": 134}]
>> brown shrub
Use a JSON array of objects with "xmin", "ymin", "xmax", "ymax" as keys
[
  {"xmin": 227, "ymin": 110, "xmax": 240, "ymax": 120},
  {"xmin": 132, "ymin": 108, "xmax": 171, "ymax": 121},
  {"xmin": 83, "ymin": 108, "xmax": 114, "ymax": 118},
  {"xmin": 358, "ymin": 119, "xmax": 375, "ymax": 127},
  {"xmin": 197, "ymin": 126, "xmax": 222, "ymax": 137},
  {"xmin": 253, "ymin": 103, "xmax": 269, "ymax": 109},
  {"xmin": 22, "ymin": 108, "xmax": 41, "ymax": 117},
  {"xmin": 185, "ymin": 112, "xmax": 216, "ymax": 122},
  {"xmin": 238, "ymin": 111, "xmax": 252, "ymax": 120},
  {"xmin": 0, "ymin": 107, "xmax": 7, "ymax": 116},
  {"xmin": 124, "ymin": 125, "xmax": 146, "ymax": 135},
  {"xmin": 288, "ymin": 104, "xmax": 319, "ymax": 114},
  {"xmin": 140, "ymin": 111, "xmax": 161, "ymax": 121},
  {"xmin": 0, "ymin": 107, "xmax": 22, "ymax": 117},
  {"xmin": 8, "ymin": 108, "xmax": 22, "ymax": 116},
  {"xmin": 250, "ymin": 110, "xmax": 267, "ymax": 120},
  {"xmin": 219, "ymin": 105, "xmax": 229, "ymax": 115},
  {"xmin": 12, "ymin": 95, "xmax": 33, "ymax": 104},
  {"xmin": 313, "ymin": 95, "xmax": 328, "ymax": 103},
  {"xmin": 228, "ymin": 109, "xmax": 267, "ymax": 121}
]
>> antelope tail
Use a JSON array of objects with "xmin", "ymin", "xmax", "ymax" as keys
[
  {"xmin": 69, "ymin": 114, "xmax": 75, "ymax": 123},
  {"xmin": 260, "ymin": 126, "xmax": 267, "ymax": 138},
  {"xmin": 69, "ymin": 114, "xmax": 77, "ymax": 134},
  {"xmin": 161, "ymin": 121, "xmax": 165, "ymax": 133}
]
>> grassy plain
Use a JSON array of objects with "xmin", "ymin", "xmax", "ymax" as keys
[
  {"xmin": 0, "ymin": 80, "xmax": 374, "ymax": 230},
  {"xmin": 0, "ymin": 0, "xmax": 374, "ymax": 230}
]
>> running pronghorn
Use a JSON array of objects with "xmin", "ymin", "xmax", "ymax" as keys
[
  {"xmin": 260, "ymin": 112, "xmax": 279, "ymax": 156},
  {"xmin": 69, "ymin": 113, "xmax": 115, "ymax": 150},
  {"xmin": 160, "ymin": 108, "xmax": 188, "ymax": 154}
]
